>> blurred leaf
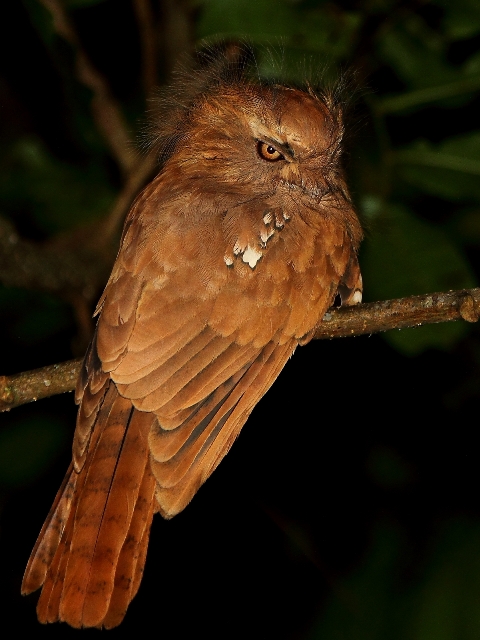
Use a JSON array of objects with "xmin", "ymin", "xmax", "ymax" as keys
[
  {"xmin": 21, "ymin": 0, "xmax": 57, "ymax": 49},
  {"xmin": 377, "ymin": 74, "xmax": 480, "ymax": 114},
  {"xmin": 441, "ymin": 0, "xmax": 480, "ymax": 40},
  {"xmin": 22, "ymin": 0, "xmax": 116, "ymax": 157},
  {"xmin": 197, "ymin": 0, "xmax": 296, "ymax": 40},
  {"xmin": 307, "ymin": 519, "xmax": 480, "ymax": 640},
  {"xmin": 0, "ymin": 136, "xmax": 115, "ymax": 234},
  {"xmin": 0, "ymin": 287, "xmax": 72, "ymax": 345},
  {"xmin": 463, "ymin": 50, "xmax": 480, "ymax": 76},
  {"xmin": 361, "ymin": 204, "xmax": 476, "ymax": 354},
  {"xmin": 196, "ymin": 0, "xmax": 361, "ymax": 77},
  {"xmin": 377, "ymin": 16, "xmax": 455, "ymax": 91},
  {"xmin": 396, "ymin": 133, "xmax": 480, "ymax": 202},
  {"xmin": 14, "ymin": 297, "xmax": 71, "ymax": 345},
  {"xmin": 366, "ymin": 445, "xmax": 414, "ymax": 489},
  {"xmin": 360, "ymin": 194, "xmax": 384, "ymax": 221},
  {"xmin": 307, "ymin": 522, "xmax": 405, "ymax": 640},
  {"xmin": 64, "ymin": 0, "xmax": 109, "ymax": 6},
  {"xmin": 408, "ymin": 520, "xmax": 480, "ymax": 640},
  {"xmin": 375, "ymin": 12, "xmax": 480, "ymax": 114},
  {"xmin": 0, "ymin": 417, "xmax": 68, "ymax": 486},
  {"xmin": 450, "ymin": 207, "xmax": 480, "ymax": 245}
]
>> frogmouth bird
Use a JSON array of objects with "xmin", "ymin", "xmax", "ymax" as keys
[{"xmin": 22, "ymin": 52, "xmax": 363, "ymax": 628}]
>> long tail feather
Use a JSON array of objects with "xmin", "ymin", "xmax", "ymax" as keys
[
  {"xmin": 21, "ymin": 463, "xmax": 77, "ymax": 595},
  {"xmin": 22, "ymin": 381, "xmax": 155, "ymax": 629}
]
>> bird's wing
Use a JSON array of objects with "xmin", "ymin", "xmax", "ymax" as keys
[
  {"xmin": 22, "ymin": 194, "xmax": 358, "ymax": 627},
  {"xmin": 75, "ymin": 196, "xmax": 357, "ymax": 518}
]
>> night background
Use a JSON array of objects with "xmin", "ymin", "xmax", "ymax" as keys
[{"xmin": 2, "ymin": 0, "xmax": 480, "ymax": 637}]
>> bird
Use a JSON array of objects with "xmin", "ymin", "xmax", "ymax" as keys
[{"xmin": 21, "ymin": 50, "xmax": 363, "ymax": 629}]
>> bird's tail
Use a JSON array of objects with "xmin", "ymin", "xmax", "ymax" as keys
[{"xmin": 21, "ymin": 381, "xmax": 157, "ymax": 629}]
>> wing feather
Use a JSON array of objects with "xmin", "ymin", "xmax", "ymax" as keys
[
  {"xmin": 148, "ymin": 364, "xmax": 249, "ymax": 459},
  {"xmin": 153, "ymin": 340, "xmax": 296, "ymax": 518},
  {"xmin": 115, "ymin": 329, "xmax": 217, "ymax": 400},
  {"xmin": 158, "ymin": 342, "xmax": 259, "ymax": 414},
  {"xmin": 110, "ymin": 317, "xmax": 207, "ymax": 383},
  {"xmin": 86, "ymin": 195, "xmax": 359, "ymax": 522}
]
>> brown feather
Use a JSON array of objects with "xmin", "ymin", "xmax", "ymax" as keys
[
  {"xmin": 148, "ymin": 365, "xmax": 250, "ymax": 462},
  {"xmin": 80, "ymin": 408, "xmax": 153, "ymax": 627},
  {"xmin": 58, "ymin": 393, "xmax": 132, "ymax": 626},
  {"xmin": 102, "ymin": 468, "xmax": 156, "ymax": 629},
  {"xmin": 22, "ymin": 464, "xmax": 77, "ymax": 595},
  {"xmin": 23, "ymin": 57, "xmax": 363, "ymax": 628},
  {"xmin": 154, "ymin": 341, "xmax": 295, "ymax": 518}
]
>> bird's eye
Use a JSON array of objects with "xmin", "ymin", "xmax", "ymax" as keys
[{"xmin": 257, "ymin": 141, "xmax": 284, "ymax": 162}]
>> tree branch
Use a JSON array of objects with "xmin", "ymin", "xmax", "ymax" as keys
[
  {"xmin": 133, "ymin": 0, "xmax": 159, "ymax": 96},
  {"xmin": 39, "ymin": 0, "xmax": 135, "ymax": 173},
  {"xmin": 314, "ymin": 288, "xmax": 480, "ymax": 339},
  {"xmin": 2, "ymin": 288, "xmax": 479, "ymax": 412},
  {"xmin": 94, "ymin": 150, "xmax": 158, "ymax": 247},
  {"xmin": 0, "ymin": 358, "xmax": 83, "ymax": 412},
  {"xmin": 0, "ymin": 150, "xmax": 158, "ymax": 298},
  {"xmin": 0, "ymin": 215, "xmax": 108, "ymax": 298},
  {"xmin": 159, "ymin": 0, "xmax": 193, "ymax": 77}
]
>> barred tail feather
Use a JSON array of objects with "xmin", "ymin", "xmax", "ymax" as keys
[{"xmin": 21, "ymin": 381, "xmax": 156, "ymax": 629}]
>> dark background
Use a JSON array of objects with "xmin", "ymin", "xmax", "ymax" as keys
[{"xmin": 2, "ymin": 0, "xmax": 480, "ymax": 637}]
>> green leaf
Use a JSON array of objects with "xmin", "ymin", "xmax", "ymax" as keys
[
  {"xmin": 377, "ymin": 16, "xmax": 456, "ymax": 90},
  {"xmin": 450, "ymin": 207, "xmax": 480, "ymax": 246},
  {"xmin": 463, "ymin": 50, "xmax": 480, "ymax": 76},
  {"xmin": 307, "ymin": 519, "xmax": 480, "ymax": 640},
  {"xmin": 0, "ymin": 287, "xmax": 72, "ymax": 346},
  {"xmin": 64, "ymin": 0, "xmax": 109, "ymax": 7},
  {"xmin": 0, "ymin": 417, "xmax": 68, "ymax": 486},
  {"xmin": 377, "ymin": 74, "xmax": 480, "ymax": 114},
  {"xmin": 307, "ymin": 522, "xmax": 405, "ymax": 640},
  {"xmin": 441, "ymin": 0, "xmax": 480, "ymax": 40},
  {"xmin": 0, "ymin": 137, "xmax": 115, "ymax": 234},
  {"xmin": 197, "ymin": 0, "xmax": 296, "ymax": 41},
  {"xmin": 396, "ymin": 133, "xmax": 480, "ymax": 202},
  {"xmin": 408, "ymin": 520, "xmax": 480, "ymax": 640},
  {"xmin": 361, "ymin": 205, "xmax": 476, "ymax": 354},
  {"xmin": 21, "ymin": 0, "xmax": 57, "ymax": 49},
  {"xmin": 366, "ymin": 445, "xmax": 415, "ymax": 489},
  {"xmin": 196, "ymin": 0, "xmax": 361, "ymax": 72}
]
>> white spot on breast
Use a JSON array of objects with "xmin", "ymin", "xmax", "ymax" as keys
[
  {"xmin": 274, "ymin": 211, "xmax": 286, "ymax": 229},
  {"xmin": 352, "ymin": 290, "xmax": 362, "ymax": 304},
  {"xmin": 263, "ymin": 212, "xmax": 273, "ymax": 224},
  {"xmin": 242, "ymin": 245, "xmax": 263, "ymax": 268},
  {"xmin": 260, "ymin": 227, "xmax": 275, "ymax": 244}
]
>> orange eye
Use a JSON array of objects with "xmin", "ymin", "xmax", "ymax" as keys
[{"xmin": 257, "ymin": 141, "xmax": 284, "ymax": 162}]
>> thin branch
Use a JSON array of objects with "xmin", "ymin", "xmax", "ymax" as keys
[
  {"xmin": 133, "ymin": 0, "xmax": 159, "ymax": 96},
  {"xmin": 395, "ymin": 149, "xmax": 480, "ymax": 176},
  {"xmin": 0, "ymin": 152, "xmax": 158, "ymax": 298},
  {"xmin": 94, "ymin": 150, "xmax": 158, "ymax": 247},
  {"xmin": 314, "ymin": 288, "xmax": 480, "ymax": 339},
  {"xmin": 0, "ymin": 215, "xmax": 108, "ymax": 298},
  {"xmin": 377, "ymin": 74, "xmax": 480, "ymax": 114},
  {"xmin": 2, "ymin": 288, "xmax": 479, "ymax": 412},
  {"xmin": 159, "ymin": 0, "xmax": 193, "ymax": 77},
  {"xmin": 1, "ymin": 358, "xmax": 83, "ymax": 412},
  {"xmin": 39, "ymin": 0, "xmax": 135, "ymax": 173}
]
